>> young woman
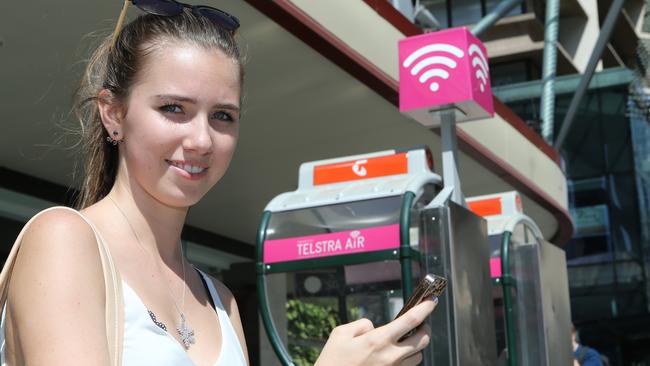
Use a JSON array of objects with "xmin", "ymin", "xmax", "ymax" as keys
[{"xmin": 2, "ymin": 1, "xmax": 436, "ymax": 365}]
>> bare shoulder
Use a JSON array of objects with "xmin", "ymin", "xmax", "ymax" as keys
[
  {"xmin": 12, "ymin": 207, "xmax": 102, "ymax": 275},
  {"xmin": 19, "ymin": 207, "xmax": 97, "ymax": 250},
  {"xmin": 6, "ymin": 206, "xmax": 110, "ymax": 364},
  {"xmin": 10, "ymin": 205, "xmax": 106, "ymax": 307}
]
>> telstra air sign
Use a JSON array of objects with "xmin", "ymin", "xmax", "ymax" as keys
[{"xmin": 399, "ymin": 27, "xmax": 494, "ymax": 126}]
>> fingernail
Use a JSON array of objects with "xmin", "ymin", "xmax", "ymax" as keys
[{"xmin": 431, "ymin": 296, "xmax": 439, "ymax": 305}]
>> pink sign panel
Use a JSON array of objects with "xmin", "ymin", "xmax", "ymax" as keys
[
  {"xmin": 264, "ymin": 224, "xmax": 400, "ymax": 264},
  {"xmin": 399, "ymin": 27, "xmax": 494, "ymax": 119},
  {"xmin": 490, "ymin": 257, "xmax": 502, "ymax": 278}
]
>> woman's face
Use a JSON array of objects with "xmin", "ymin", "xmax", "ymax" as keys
[{"xmin": 118, "ymin": 42, "xmax": 241, "ymax": 208}]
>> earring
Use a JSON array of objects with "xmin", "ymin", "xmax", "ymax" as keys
[{"xmin": 106, "ymin": 130, "xmax": 122, "ymax": 146}]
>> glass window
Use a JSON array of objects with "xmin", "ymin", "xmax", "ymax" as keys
[
  {"xmin": 490, "ymin": 61, "xmax": 529, "ymax": 87},
  {"xmin": 423, "ymin": 0, "xmax": 449, "ymax": 28},
  {"xmin": 451, "ymin": 0, "xmax": 482, "ymax": 26},
  {"xmin": 567, "ymin": 235, "xmax": 610, "ymax": 259},
  {"xmin": 484, "ymin": 0, "xmax": 524, "ymax": 17}
]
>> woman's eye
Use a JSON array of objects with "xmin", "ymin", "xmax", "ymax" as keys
[
  {"xmin": 160, "ymin": 104, "xmax": 183, "ymax": 113},
  {"xmin": 212, "ymin": 111, "xmax": 234, "ymax": 122}
]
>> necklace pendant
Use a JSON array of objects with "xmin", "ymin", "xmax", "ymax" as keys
[{"xmin": 177, "ymin": 313, "xmax": 196, "ymax": 349}]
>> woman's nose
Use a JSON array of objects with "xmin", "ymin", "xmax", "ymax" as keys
[{"xmin": 183, "ymin": 115, "xmax": 213, "ymax": 154}]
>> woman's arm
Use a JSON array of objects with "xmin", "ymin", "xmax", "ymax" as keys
[{"xmin": 6, "ymin": 209, "xmax": 110, "ymax": 365}]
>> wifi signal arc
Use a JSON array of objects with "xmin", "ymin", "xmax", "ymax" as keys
[
  {"xmin": 402, "ymin": 44, "xmax": 465, "ymax": 68},
  {"xmin": 420, "ymin": 70, "xmax": 449, "ymax": 91},
  {"xmin": 410, "ymin": 56, "xmax": 458, "ymax": 75},
  {"xmin": 469, "ymin": 44, "xmax": 489, "ymax": 92},
  {"xmin": 402, "ymin": 43, "xmax": 465, "ymax": 93},
  {"xmin": 475, "ymin": 69, "xmax": 487, "ymax": 89}
]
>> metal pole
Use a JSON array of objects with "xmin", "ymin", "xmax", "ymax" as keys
[
  {"xmin": 554, "ymin": 0, "xmax": 626, "ymax": 151},
  {"xmin": 471, "ymin": 0, "xmax": 524, "ymax": 37},
  {"xmin": 501, "ymin": 231, "xmax": 517, "ymax": 366},
  {"xmin": 440, "ymin": 110, "xmax": 465, "ymax": 206},
  {"xmin": 400, "ymin": 192, "xmax": 416, "ymax": 301},
  {"xmin": 540, "ymin": 0, "xmax": 560, "ymax": 144}
]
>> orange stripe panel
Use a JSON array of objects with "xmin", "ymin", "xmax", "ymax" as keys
[
  {"xmin": 314, "ymin": 153, "xmax": 408, "ymax": 185},
  {"xmin": 468, "ymin": 197, "xmax": 502, "ymax": 217}
]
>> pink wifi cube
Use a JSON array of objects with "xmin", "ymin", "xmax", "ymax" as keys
[{"xmin": 399, "ymin": 27, "xmax": 494, "ymax": 127}]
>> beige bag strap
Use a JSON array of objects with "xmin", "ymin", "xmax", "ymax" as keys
[{"xmin": 0, "ymin": 206, "xmax": 123, "ymax": 366}]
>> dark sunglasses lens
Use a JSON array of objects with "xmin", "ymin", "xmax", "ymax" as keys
[
  {"xmin": 132, "ymin": 0, "xmax": 182, "ymax": 16},
  {"xmin": 195, "ymin": 6, "xmax": 240, "ymax": 31}
]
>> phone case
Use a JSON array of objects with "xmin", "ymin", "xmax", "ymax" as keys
[{"xmin": 394, "ymin": 274, "xmax": 447, "ymax": 340}]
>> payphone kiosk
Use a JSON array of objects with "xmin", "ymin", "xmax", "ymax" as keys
[
  {"xmin": 256, "ymin": 147, "xmax": 440, "ymax": 365},
  {"xmin": 256, "ymin": 146, "xmax": 498, "ymax": 366},
  {"xmin": 467, "ymin": 192, "xmax": 573, "ymax": 366}
]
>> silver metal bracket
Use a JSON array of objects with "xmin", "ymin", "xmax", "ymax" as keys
[
  {"xmin": 426, "ymin": 185, "xmax": 455, "ymax": 209},
  {"xmin": 440, "ymin": 109, "xmax": 466, "ymax": 207}
]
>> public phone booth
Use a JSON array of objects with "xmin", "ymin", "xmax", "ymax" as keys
[
  {"xmin": 257, "ymin": 146, "xmax": 498, "ymax": 366},
  {"xmin": 467, "ymin": 192, "xmax": 574, "ymax": 366},
  {"xmin": 256, "ymin": 147, "xmax": 439, "ymax": 365}
]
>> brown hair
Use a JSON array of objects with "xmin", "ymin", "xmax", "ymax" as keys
[{"xmin": 72, "ymin": 10, "xmax": 244, "ymax": 208}]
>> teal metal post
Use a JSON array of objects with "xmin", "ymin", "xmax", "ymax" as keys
[
  {"xmin": 400, "ymin": 192, "xmax": 416, "ymax": 301},
  {"xmin": 256, "ymin": 211, "xmax": 295, "ymax": 366},
  {"xmin": 540, "ymin": 0, "xmax": 559, "ymax": 143},
  {"xmin": 500, "ymin": 231, "xmax": 517, "ymax": 366}
]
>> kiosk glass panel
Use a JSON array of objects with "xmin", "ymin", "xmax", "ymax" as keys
[
  {"xmin": 271, "ymin": 261, "xmax": 419, "ymax": 365},
  {"xmin": 266, "ymin": 196, "xmax": 402, "ymax": 240}
]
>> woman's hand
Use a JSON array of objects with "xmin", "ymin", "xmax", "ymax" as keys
[{"xmin": 314, "ymin": 298, "xmax": 438, "ymax": 366}]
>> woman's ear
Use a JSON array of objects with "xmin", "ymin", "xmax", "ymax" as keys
[{"xmin": 97, "ymin": 89, "xmax": 125, "ymax": 141}]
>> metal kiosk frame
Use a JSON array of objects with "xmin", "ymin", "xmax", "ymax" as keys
[
  {"xmin": 468, "ymin": 192, "xmax": 573, "ymax": 366},
  {"xmin": 256, "ymin": 147, "xmax": 441, "ymax": 366}
]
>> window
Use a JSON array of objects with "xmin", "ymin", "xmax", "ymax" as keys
[
  {"xmin": 451, "ymin": 0, "xmax": 483, "ymax": 26},
  {"xmin": 422, "ymin": 0, "xmax": 526, "ymax": 28}
]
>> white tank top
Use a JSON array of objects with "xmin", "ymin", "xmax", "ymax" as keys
[
  {"xmin": 0, "ymin": 269, "xmax": 247, "ymax": 366},
  {"xmin": 121, "ymin": 269, "xmax": 247, "ymax": 366}
]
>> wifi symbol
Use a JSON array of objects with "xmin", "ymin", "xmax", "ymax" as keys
[
  {"xmin": 469, "ymin": 44, "xmax": 489, "ymax": 92},
  {"xmin": 402, "ymin": 43, "xmax": 465, "ymax": 92}
]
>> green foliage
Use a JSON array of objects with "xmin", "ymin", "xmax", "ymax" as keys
[
  {"xmin": 288, "ymin": 344, "xmax": 321, "ymax": 366},
  {"xmin": 286, "ymin": 299, "xmax": 340, "ymax": 366}
]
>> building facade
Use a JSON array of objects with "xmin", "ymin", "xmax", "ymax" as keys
[{"xmin": 396, "ymin": 0, "xmax": 650, "ymax": 364}]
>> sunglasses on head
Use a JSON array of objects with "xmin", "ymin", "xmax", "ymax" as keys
[{"xmin": 111, "ymin": 0, "xmax": 240, "ymax": 48}]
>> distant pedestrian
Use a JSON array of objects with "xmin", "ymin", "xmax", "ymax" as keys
[{"xmin": 572, "ymin": 324, "xmax": 608, "ymax": 366}]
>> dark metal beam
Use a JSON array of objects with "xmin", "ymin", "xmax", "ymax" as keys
[{"xmin": 554, "ymin": 0, "xmax": 626, "ymax": 151}]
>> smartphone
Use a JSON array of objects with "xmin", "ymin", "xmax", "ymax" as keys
[{"xmin": 394, "ymin": 274, "xmax": 447, "ymax": 340}]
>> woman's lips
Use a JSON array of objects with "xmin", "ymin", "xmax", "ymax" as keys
[{"xmin": 165, "ymin": 160, "xmax": 209, "ymax": 180}]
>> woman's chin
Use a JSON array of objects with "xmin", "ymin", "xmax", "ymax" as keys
[{"xmin": 153, "ymin": 188, "xmax": 209, "ymax": 209}]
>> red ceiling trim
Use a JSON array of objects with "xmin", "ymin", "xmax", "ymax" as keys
[{"xmin": 243, "ymin": 0, "xmax": 399, "ymax": 105}]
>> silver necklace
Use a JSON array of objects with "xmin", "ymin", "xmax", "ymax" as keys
[{"xmin": 108, "ymin": 196, "xmax": 196, "ymax": 349}]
